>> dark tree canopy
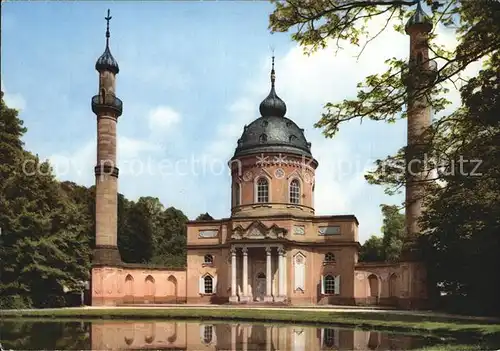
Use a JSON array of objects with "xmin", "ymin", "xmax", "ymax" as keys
[
  {"xmin": 196, "ymin": 212, "xmax": 214, "ymax": 221},
  {"xmin": 359, "ymin": 204, "xmax": 405, "ymax": 262}
]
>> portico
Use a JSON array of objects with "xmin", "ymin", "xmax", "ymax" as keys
[{"xmin": 229, "ymin": 243, "xmax": 287, "ymax": 303}]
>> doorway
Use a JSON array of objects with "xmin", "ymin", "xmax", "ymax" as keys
[{"xmin": 254, "ymin": 272, "xmax": 266, "ymax": 301}]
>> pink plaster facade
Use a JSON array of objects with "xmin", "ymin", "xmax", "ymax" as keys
[
  {"xmin": 90, "ymin": 8, "xmax": 429, "ymax": 309},
  {"xmin": 91, "ymin": 267, "xmax": 186, "ymax": 306}
]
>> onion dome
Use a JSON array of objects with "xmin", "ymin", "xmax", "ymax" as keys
[
  {"xmin": 258, "ymin": 56, "xmax": 286, "ymax": 118},
  {"xmin": 95, "ymin": 9, "xmax": 119, "ymax": 74},
  {"xmin": 232, "ymin": 56, "xmax": 315, "ymax": 161},
  {"xmin": 405, "ymin": 0, "xmax": 433, "ymax": 34}
]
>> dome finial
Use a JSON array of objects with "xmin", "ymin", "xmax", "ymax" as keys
[
  {"xmin": 271, "ymin": 46, "xmax": 276, "ymax": 88},
  {"xmin": 105, "ymin": 9, "xmax": 112, "ymax": 48},
  {"xmin": 259, "ymin": 53, "xmax": 287, "ymax": 118},
  {"xmin": 95, "ymin": 9, "xmax": 120, "ymax": 74}
]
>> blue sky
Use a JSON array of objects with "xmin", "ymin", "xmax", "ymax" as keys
[{"xmin": 1, "ymin": 1, "xmax": 469, "ymax": 243}]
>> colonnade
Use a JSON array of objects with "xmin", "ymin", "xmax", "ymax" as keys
[{"xmin": 229, "ymin": 244, "xmax": 287, "ymax": 303}]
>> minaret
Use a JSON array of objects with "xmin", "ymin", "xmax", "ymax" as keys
[
  {"xmin": 91, "ymin": 9, "xmax": 123, "ymax": 266},
  {"xmin": 402, "ymin": 0, "xmax": 435, "ymax": 259}
]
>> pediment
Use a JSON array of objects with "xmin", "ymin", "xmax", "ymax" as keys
[{"xmin": 231, "ymin": 221, "xmax": 287, "ymax": 240}]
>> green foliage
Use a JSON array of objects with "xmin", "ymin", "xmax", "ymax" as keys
[
  {"xmin": 359, "ymin": 235, "xmax": 385, "ymax": 262},
  {"xmin": 196, "ymin": 212, "xmax": 214, "ymax": 220},
  {"xmin": 359, "ymin": 204, "xmax": 405, "ymax": 262},
  {"xmin": 151, "ymin": 206, "xmax": 188, "ymax": 268},
  {"xmin": 117, "ymin": 197, "xmax": 188, "ymax": 266},
  {"xmin": 0, "ymin": 295, "xmax": 32, "ymax": 310},
  {"xmin": 419, "ymin": 55, "xmax": 500, "ymax": 317},
  {"xmin": 380, "ymin": 204, "xmax": 405, "ymax": 262}
]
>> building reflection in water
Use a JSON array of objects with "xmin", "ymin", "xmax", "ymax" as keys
[{"xmin": 91, "ymin": 321, "xmax": 419, "ymax": 350}]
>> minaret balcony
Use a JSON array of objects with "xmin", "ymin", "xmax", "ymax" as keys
[{"xmin": 91, "ymin": 94, "xmax": 123, "ymax": 117}]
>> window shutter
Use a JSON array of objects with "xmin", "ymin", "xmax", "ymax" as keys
[
  {"xmin": 199, "ymin": 276, "xmax": 204, "ymax": 294},
  {"xmin": 213, "ymin": 275, "xmax": 218, "ymax": 294},
  {"xmin": 334, "ymin": 275, "xmax": 340, "ymax": 295},
  {"xmin": 320, "ymin": 275, "xmax": 325, "ymax": 295},
  {"xmin": 199, "ymin": 325, "xmax": 205, "ymax": 341}
]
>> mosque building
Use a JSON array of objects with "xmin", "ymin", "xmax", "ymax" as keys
[{"xmin": 90, "ymin": 3, "xmax": 434, "ymax": 308}]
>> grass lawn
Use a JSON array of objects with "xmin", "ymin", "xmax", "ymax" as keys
[{"xmin": 1, "ymin": 307, "xmax": 499, "ymax": 339}]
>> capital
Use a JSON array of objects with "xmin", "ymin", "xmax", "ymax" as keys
[
  {"xmin": 242, "ymin": 247, "xmax": 248, "ymax": 255},
  {"xmin": 265, "ymin": 246, "xmax": 272, "ymax": 255},
  {"xmin": 230, "ymin": 247, "xmax": 237, "ymax": 255},
  {"xmin": 277, "ymin": 247, "xmax": 285, "ymax": 256}
]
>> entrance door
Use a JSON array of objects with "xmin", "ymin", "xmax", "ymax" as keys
[{"xmin": 255, "ymin": 272, "xmax": 266, "ymax": 301}]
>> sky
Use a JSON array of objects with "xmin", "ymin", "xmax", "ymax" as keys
[{"xmin": 1, "ymin": 1, "xmax": 481, "ymax": 243}]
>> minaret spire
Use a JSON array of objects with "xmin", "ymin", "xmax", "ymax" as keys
[
  {"xmin": 105, "ymin": 9, "xmax": 112, "ymax": 48},
  {"xmin": 95, "ymin": 8, "xmax": 119, "ymax": 74},
  {"xmin": 271, "ymin": 47, "xmax": 276, "ymax": 89},
  {"xmin": 259, "ymin": 52, "xmax": 287, "ymax": 118}
]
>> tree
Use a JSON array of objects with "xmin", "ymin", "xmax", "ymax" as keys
[
  {"xmin": 196, "ymin": 212, "xmax": 214, "ymax": 221},
  {"xmin": 359, "ymin": 235, "xmax": 384, "ymax": 262},
  {"xmin": 0, "ymin": 94, "xmax": 91, "ymax": 308},
  {"xmin": 359, "ymin": 204, "xmax": 405, "ymax": 262},
  {"xmin": 380, "ymin": 204, "xmax": 405, "ymax": 262},
  {"xmin": 119, "ymin": 197, "xmax": 160, "ymax": 263},
  {"xmin": 419, "ymin": 55, "xmax": 500, "ymax": 316},
  {"xmin": 151, "ymin": 206, "xmax": 188, "ymax": 267}
]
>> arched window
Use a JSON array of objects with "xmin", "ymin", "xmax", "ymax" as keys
[
  {"xmin": 145, "ymin": 275, "xmax": 155, "ymax": 296},
  {"xmin": 325, "ymin": 252, "xmax": 335, "ymax": 263},
  {"xmin": 204, "ymin": 254, "xmax": 214, "ymax": 264},
  {"xmin": 324, "ymin": 275, "xmax": 335, "ymax": 294},
  {"xmin": 204, "ymin": 275, "xmax": 213, "ymax": 294},
  {"xmin": 368, "ymin": 274, "xmax": 379, "ymax": 298},
  {"xmin": 256, "ymin": 177, "xmax": 269, "ymax": 203},
  {"xmin": 202, "ymin": 325, "xmax": 213, "ymax": 344},
  {"xmin": 289, "ymin": 179, "xmax": 301, "ymax": 204},
  {"xmin": 233, "ymin": 183, "xmax": 240, "ymax": 206},
  {"xmin": 389, "ymin": 273, "xmax": 398, "ymax": 297}
]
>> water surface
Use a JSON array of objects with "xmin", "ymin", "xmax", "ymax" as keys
[{"xmin": 0, "ymin": 319, "xmax": 483, "ymax": 350}]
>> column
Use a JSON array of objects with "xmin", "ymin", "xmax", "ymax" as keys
[
  {"xmin": 229, "ymin": 247, "xmax": 238, "ymax": 303},
  {"xmin": 231, "ymin": 324, "xmax": 237, "ymax": 350},
  {"xmin": 242, "ymin": 325, "xmax": 248, "ymax": 351},
  {"xmin": 265, "ymin": 246, "xmax": 273, "ymax": 302},
  {"xmin": 242, "ymin": 246, "xmax": 249, "ymax": 302},
  {"xmin": 266, "ymin": 325, "xmax": 272, "ymax": 351},
  {"xmin": 277, "ymin": 247, "xmax": 285, "ymax": 302}
]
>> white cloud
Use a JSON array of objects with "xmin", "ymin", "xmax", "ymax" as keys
[
  {"xmin": 1, "ymin": 79, "xmax": 27, "ymax": 111},
  {"xmin": 148, "ymin": 106, "xmax": 181, "ymax": 133}
]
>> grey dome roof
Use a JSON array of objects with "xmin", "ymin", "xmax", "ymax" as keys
[
  {"xmin": 405, "ymin": 1, "xmax": 432, "ymax": 34},
  {"xmin": 233, "ymin": 116, "xmax": 313, "ymax": 159},
  {"xmin": 95, "ymin": 10, "xmax": 119, "ymax": 74}
]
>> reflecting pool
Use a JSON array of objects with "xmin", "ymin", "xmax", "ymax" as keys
[{"xmin": 0, "ymin": 319, "xmax": 485, "ymax": 350}]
